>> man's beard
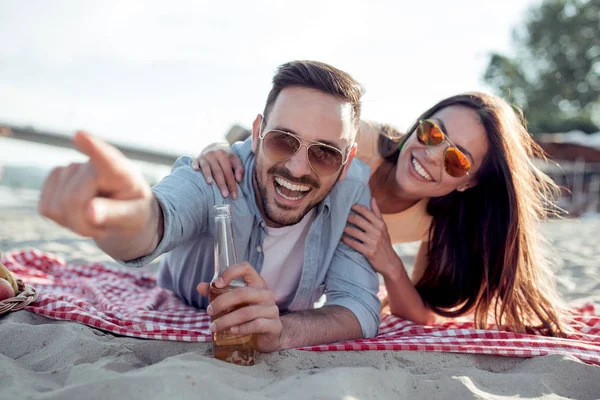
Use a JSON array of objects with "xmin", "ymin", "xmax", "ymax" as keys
[{"xmin": 254, "ymin": 158, "xmax": 335, "ymax": 227}]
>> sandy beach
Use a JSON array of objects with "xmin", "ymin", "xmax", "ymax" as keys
[{"xmin": 1, "ymin": 190, "xmax": 599, "ymax": 399}]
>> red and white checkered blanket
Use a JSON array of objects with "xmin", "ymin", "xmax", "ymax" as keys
[{"xmin": 3, "ymin": 249, "xmax": 600, "ymax": 365}]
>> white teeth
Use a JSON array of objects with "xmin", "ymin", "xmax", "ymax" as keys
[
  {"xmin": 276, "ymin": 185, "xmax": 305, "ymax": 200},
  {"xmin": 412, "ymin": 157, "xmax": 434, "ymax": 181},
  {"xmin": 275, "ymin": 177, "xmax": 310, "ymax": 192}
]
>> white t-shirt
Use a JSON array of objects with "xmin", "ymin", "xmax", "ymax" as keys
[{"xmin": 260, "ymin": 209, "xmax": 316, "ymax": 306}]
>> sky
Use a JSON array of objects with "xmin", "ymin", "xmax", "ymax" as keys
[{"xmin": 0, "ymin": 0, "xmax": 540, "ymax": 168}]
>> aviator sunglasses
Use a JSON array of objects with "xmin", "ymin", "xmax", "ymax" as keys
[
  {"xmin": 416, "ymin": 119, "xmax": 472, "ymax": 178},
  {"xmin": 259, "ymin": 119, "xmax": 349, "ymax": 176}
]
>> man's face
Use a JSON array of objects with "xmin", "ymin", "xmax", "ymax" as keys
[{"xmin": 251, "ymin": 86, "xmax": 356, "ymax": 227}]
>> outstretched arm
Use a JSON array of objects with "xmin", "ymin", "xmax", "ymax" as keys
[{"xmin": 39, "ymin": 132, "xmax": 164, "ymax": 261}]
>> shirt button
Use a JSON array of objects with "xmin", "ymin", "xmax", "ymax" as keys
[
  {"xmin": 256, "ymin": 246, "xmax": 262, "ymax": 253},
  {"xmin": 260, "ymin": 221, "xmax": 265, "ymax": 228}
]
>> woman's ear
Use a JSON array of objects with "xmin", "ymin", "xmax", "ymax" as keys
[{"xmin": 457, "ymin": 178, "xmax": 478, "ymax": 192}]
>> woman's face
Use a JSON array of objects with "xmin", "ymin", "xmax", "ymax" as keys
[{"xmin": 395, "ymin": 105, "xmax": 490, "ymax": 199}]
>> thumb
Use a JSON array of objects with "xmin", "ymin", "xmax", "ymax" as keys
[
  {"xmin": 196, "ymin": 282, "xmax": 210, "ymax": 298},
  {"xmin": 87, "ymin": 197, "xmax": 151, "ymax": 230},
  {"xmin": 371, "ymin": 198, "xmax": 382, "ymax": 218}
]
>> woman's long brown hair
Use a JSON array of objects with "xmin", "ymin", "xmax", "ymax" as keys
[{"xmin": 378, "ymin": 92, "xmax": 566, "ymax": 336}]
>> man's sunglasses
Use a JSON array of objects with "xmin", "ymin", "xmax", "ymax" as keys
[
  {"xmin": 259, "ymin": 125, "xmax": 349, "ymax": 177},
  {"xmin": 416, "ymin": 119, "xmax": 471, "ymax": 178}
]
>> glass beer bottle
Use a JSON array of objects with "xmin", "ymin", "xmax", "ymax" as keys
[{"xmin": 209, "ymin": 204, "xmax": 256, "ymax": 366}]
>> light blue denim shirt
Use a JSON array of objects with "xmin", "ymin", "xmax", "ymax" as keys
[{"xmin": 121, "ymin": 137, "xmax": 381, "ymax": 338}]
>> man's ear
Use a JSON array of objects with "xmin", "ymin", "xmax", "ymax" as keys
[
  {"xmin": 337, "ymin": 142, "xmax": 357, "ymax": 181},
  {"xmin": 251, "ymin": 114, "xmax": 263, "ymax": 154}
]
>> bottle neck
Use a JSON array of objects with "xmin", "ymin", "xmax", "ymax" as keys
[{"xmin": 213, "ymin": 214, "xmax": 245, "ymax": 287}]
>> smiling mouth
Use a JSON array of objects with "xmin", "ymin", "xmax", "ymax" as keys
[
  {"xmin": 274, "ymin": 176, "xmax": 312, "ymax": 201},
  {"xmin": 411, "ymin": 156, "xmax": 434, "ymax": 181}
]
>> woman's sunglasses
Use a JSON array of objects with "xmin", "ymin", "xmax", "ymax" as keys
[
  {"xmin": 416, "ymin": 119, "xmax": 471, "ymax": 178},
  {"xmin": 259, "ymin": 126, "xmax": 348, "ymax": 177}
]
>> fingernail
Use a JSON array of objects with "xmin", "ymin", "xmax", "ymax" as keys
[
  {"xmin": 221, "ymin": 190, "xmax": 229, "ymax": 198},
  {"xmin": 207, "ymin": 177, "xmax": 213, "ymax": 184},
  {"xmin": 209, "ymin": 322, "xmax": 216, "ymax": 332},
  {"xmin": 215, "ymin": 277, "xmax": 224, "ymax": 288},
  {"xmin": 207, "ymin": 304, "xmax": 213, "ymax": 315},
  {"xmin": 232, "ymin": 193, "xmax": 237, "ymax": 200},
  {"xmin": 230, "ymin": 326, "xmax": 239, "ymax": 333}
]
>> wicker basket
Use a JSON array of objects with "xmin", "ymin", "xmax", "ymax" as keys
[{"xmin": 0, "ymin": 278, "xmax": 38, "ymax": 315}]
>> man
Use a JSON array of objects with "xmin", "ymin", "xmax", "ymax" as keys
[{"xmin": 39, "ymin": 60, "xmax": 381, "ymax": 352}]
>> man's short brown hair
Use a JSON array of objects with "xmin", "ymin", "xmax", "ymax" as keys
[{"xmin": 263, "ymin": 60, "xmax": 364, "ymax": 132}]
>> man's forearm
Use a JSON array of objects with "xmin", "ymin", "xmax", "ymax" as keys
[
  {"xmin": 278, "ymin": 305, "xmax": 363, "ymax": 350},
  {"xmin": 94, "ymin": 195, "xmax": 164, "ymax": 262}
]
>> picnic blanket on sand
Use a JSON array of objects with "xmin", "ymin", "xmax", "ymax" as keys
[{"xmin": 2, "ymin": 249, "xmax": 599, "ymax": 366}]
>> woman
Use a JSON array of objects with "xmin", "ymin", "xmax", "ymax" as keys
[{"xmin": 192, "ymin": 92, "xmax": 567, "ymax": 336}]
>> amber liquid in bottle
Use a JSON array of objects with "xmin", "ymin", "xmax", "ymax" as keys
[
  {"xmin": 211, "ymin": 204, "xmax": 256, "ymax": 366},
  {"xmin": 208, "ymin": 284, "xmax": 255, "ymax": 366}
]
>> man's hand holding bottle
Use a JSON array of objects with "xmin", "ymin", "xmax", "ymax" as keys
[{"xmin": 197, "ymin": 263, "xmax": 283, "ymax": 353}]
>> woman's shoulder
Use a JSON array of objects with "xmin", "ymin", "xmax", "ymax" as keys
[{"xmin": 356, "ymin": 120, "xmax": 384, "ymax": 173}]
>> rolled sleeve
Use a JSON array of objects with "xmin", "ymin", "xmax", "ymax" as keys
[
  {"xmin": 119, "ymin": 156, "xmax": 214, "ymax": 268},
  {"xmin": 323, "ymin": 184, "xmax": 381, "ymax": 338},
  {"xmin": 324, "ymin": 241, "xmax": 381, "ymax": 338}
]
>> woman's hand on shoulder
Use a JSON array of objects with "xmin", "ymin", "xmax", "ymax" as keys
[
  {"xmin": 342, "ymin": 198, "xmax": 401, "ymax": 277},
  {"xmin": 191, "ymin": 143, "xmax": 245, "ymax": 199}
]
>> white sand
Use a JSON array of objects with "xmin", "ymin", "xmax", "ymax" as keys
[{"xmin": 1, "ymin": 198, "xmax": 599, "ymax": 399}]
